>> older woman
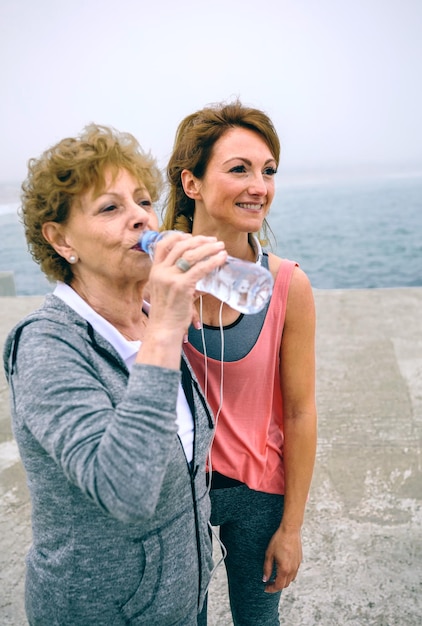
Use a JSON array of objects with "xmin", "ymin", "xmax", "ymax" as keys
[
  {"xmin": 3, "ymin": 124, "xmax": 227, "ymax": 625},
  {"xmin": 163, "ymin": 101, "xmax": 317, "ymax": 626}
]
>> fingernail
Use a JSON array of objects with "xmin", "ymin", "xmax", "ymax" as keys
[
  {"xmin": 262, "ymin": 576, "xmax": 268, "ymax": 583},
  {"xmin": 194, "ymin": 321, "xmax": 202, "ymax": 330}
]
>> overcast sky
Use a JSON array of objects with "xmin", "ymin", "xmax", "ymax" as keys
[{"xmin": 1, "ymin": 0, "xmax": 421, "ymax": 184}]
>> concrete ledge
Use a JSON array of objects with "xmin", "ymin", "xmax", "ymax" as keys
[
  {"xmin": 1, "ymin": 290, "xmax": 421, "ymax": 625},
  {"xmin": 0, "ymin": 272, "xmax": 16, "ymax": 297}
]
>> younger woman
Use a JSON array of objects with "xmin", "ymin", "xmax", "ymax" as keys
[{"xmin": 163, "ymin": 100, "xmax": 317, "ymax": 625}]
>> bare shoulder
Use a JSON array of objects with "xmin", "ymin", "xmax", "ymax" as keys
[
  {"xmin": 287, "ymin": 265, "xmax": 315, "ymax": 324},
  {"xmin": 267, "ymin": 253, "xmax": 313, "ymax": 294},
  {"xmin": 289, "ymin": 264, "xmax": 313, "ymax": 293},
  {"xmin": 267, "ymin": 251, "xmax": 283, "ymax": 277}
]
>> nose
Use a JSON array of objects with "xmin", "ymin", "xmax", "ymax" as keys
[
  {"xmin": 130, "ymin": 201, "xmax": 150, "ymax": 230},
  {"xmin": 248, "ymin": 172, "xmax": 267, "ymax": 196}
]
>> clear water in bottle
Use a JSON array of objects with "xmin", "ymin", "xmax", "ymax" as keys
[
  {"xmin": 137, "ymin": 230, "xmax": 274, "ymax": 314},
  {"xmin": 195, "ymin": 257, "xmax": 273, "ymax": 314}
]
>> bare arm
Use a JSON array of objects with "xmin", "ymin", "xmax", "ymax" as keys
[{"xmin": 263, "ymin": 266, "xmax": 317, "ymax": 592}]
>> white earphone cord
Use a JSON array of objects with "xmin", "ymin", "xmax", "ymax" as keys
[{"xmin": 201, "ymin": 239, "xmax": 263, "ymax": 592}]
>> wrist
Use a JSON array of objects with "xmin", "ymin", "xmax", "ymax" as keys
[
  {"xmin": 137, "ymin": 327, "xmax": 185, "ymax": 369},
  {"xmin": 279, "ymin": 519, "xmax": 303, "ymax": 534}
]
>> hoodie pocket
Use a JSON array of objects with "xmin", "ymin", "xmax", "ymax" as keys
[{"xmin": 120, "ymin": 512, "xmax": 199, "ymax": 625}]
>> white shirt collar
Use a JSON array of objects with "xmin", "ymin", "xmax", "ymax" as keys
[{"xmin": 53, "ymin": 282, "xmax": 144, "ymax": 366}]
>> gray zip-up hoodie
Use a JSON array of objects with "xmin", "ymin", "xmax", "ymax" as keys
[{"xmin": 3, "ymin": 295, "xmax": 214, "ymax": 625}]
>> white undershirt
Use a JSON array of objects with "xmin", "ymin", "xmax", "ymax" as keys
[{"xmin": 53, "ymin": 282, "xmax": 194, "ymax": 462}]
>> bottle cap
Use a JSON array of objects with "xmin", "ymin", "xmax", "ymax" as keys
[{"xmin": 138, "ymin": 230, "xmax": 159, "ymax": 253}]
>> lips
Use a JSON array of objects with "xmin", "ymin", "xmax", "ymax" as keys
[{"xmin": 132, "ymin": 232, "xmax": 147, "ymax": 251}]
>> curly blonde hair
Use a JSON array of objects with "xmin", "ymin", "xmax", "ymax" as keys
[
  {"xmin": 21, "ymin": 124, "xmax": 163, "ymax": 283},
  {"xmin": 162, "ymin": 99, "xmax": 280, "ymax": 245}
]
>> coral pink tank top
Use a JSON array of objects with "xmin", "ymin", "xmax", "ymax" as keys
[{"xmin": 183, "ymin": 259, "xmax": 297, "ymax": 494}]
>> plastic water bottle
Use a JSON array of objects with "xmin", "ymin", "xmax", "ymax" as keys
[{"xmin": 137, "ymin": 230, "xmax": 274, "ymax": 314}]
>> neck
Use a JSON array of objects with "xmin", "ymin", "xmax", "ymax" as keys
[
  {"xmin": 70, "ymin": 278, "xmax": 147, "ymax": 339},
  {"xmin": 192, "ymin": 224, "xmax": 257, "ymax": 262}
]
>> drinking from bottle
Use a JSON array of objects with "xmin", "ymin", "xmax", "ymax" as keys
[{"xmin": 138, "ymin": 230, "xmax": 274, "ymax": 314}]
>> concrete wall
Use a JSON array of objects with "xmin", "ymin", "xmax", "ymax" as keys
[
  {"xmin": 0, "ymin": 273, "xmax": 16, "ymax": 297},
  {"xmin": 1, "ymin": 290, "xmax": 421, "ymax": 625}
]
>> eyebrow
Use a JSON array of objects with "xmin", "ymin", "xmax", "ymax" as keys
[
  {"xmin": 223, "ymin": 157, "xmax": 277, "ymax": 166},
  {"xmin": 95, "ymin": 186, "xmax": 149, "ymax": 199}
]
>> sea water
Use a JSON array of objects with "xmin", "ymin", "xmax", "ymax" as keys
[
  {"xmin": 0, "ymin": 174, "xmax": 421, "ymax": 295},
  {"xmin": 271, "ymin": 174, "xmax": 422, "ymax": 289}
]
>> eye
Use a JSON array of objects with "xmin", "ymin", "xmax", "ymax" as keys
[
  {"xmin": 101, "ymin": 204, "xmax": 117, "ymax": 213},
  {"xmin": 264, "ymin": 166, "xmax": 277, "ymax": 176},
  {"xmin": 229, "ymin": 165, "xmax": 246, "ymax": 174},
  {"xmin": 137, "ymin": 199, "xmax": 153, "ymax": 210}
]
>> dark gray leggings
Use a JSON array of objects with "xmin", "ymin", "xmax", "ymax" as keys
[{"xmin": 198, "ymin": 485, "xmax": 284, "ymax": 626}]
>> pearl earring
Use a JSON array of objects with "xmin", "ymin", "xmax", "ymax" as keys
[{"xmin": 69, "ymin": 255, "xmax": 77, "ymax": 264}]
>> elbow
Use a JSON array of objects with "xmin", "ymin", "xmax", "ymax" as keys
[{"xmin": 284, "ymin": 406, "xmax": 317, "ymax": 423}]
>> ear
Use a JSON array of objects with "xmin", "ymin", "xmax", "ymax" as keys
[
  {"xmin": 42, "ymin": 222, "xmax": 76, "ymax": 262},
  {"xmin": 181, "ymin": 169, "xmax": 201, "ymax": 199}
]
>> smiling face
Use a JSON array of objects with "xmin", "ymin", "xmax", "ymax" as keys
[
  {"xmin": 43, "ymin": 168, "xmax": 159, "ymax": 294},
  {"xmin": 185, "ymin": 127, "xmax": 277, "ymax": 237}
]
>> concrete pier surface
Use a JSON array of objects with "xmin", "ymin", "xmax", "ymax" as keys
[{"xmin": 1, "ymin": 289, "xmax": 421, "ymax": 625}]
